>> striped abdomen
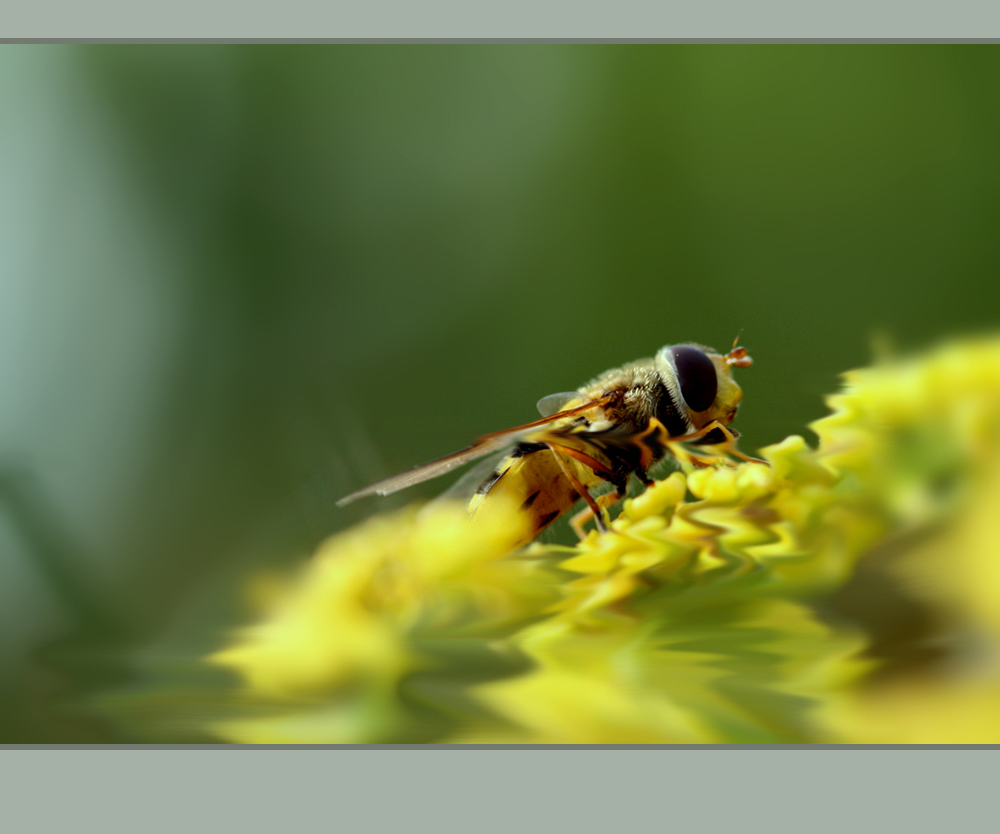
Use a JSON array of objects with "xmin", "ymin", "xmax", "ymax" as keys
[{"xmin": 467, "ymin": 441, "xmax": 603, "ymax": 546}]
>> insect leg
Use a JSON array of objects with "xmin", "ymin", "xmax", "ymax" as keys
[
  {"xmin": 701, "ymin": 423, "xmax": 769, "ymax": 465},
  {"xmin": 634, "ymin": 466, "xmax": 654, "ymax": 487},
  {"xmin": 544, "ymin": 442, "xmax": 610, "ymax": 535},
  {"xmin": 633, "ymin": 418, "xmax": 669, "ymax": 471},
  {"xmin": 569, "ymin": 487, "xmax": 626, "ymax": 540},
  {"xmin": 634, "ymin": 417, "xmax": 719, "ymax": 469},
  {"xmin": 668, "ymin": 421, "xmax": 767, "ymax": 466},
  {"xmin": 542, "ymin": 444, "xmax": 617, "ymax": 479}
]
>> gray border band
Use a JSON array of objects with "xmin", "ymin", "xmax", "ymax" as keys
[{"xmin": 4, "ymin": 38, "xmax": 1000, "ymax": 43}]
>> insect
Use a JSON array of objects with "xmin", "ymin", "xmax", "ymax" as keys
[{"xmin": 338, "ymin": 342, "xmax": 757, "ymax": 545}]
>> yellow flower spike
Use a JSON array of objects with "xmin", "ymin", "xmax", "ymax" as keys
[
  {"xmin": 686, "ymin": 465, "xmax": 739, "ymax": 502},
  {"xmin": 617, "ymin": 514, "xmax": 669, "ymax": 542},
  {"xmin": 207, "ymin": 497, "xmax": 559, "ymax": 743},
  {"xmin": 737, "ymin": 460, "xmax": 774, "ymax": 490},
  {"xmin": 761, "ymin": 435, "xmax": 833, "ymax": 486},
  {"xmin": 559, "ymin": 538, "xmax": 631, "ymax": 575},
  {"xmin": 623, "ymin": 471, "xmax": 687, "ymax": 520},
  {"xmin": 195, "ymin": 335, "xmax": 1000, "ymax": 745}
]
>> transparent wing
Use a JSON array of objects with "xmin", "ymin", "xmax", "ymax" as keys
[
  {"xmin": 335, "ymin": 440, "xmax": 510, "ymax": 506},
  {"xmin": 536, "ymin": 392, "xmax": 582, "ymax": 417},
  {"xmin": 438, "ymin": 449, "xmax": 511, "ymax": 501},
  {"xmin": 336, "ymin": 393, "xmax": 616, "ymax": 506}
]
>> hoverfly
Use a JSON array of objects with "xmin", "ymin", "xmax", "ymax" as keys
[{"xmin": 338, "ymin": 342, "xmax": 757, "ymax": 546}]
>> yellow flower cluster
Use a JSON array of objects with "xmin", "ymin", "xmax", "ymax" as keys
[{"xmin": 209, "ymin": 336, "xmax": 1000, "ymax": 744}]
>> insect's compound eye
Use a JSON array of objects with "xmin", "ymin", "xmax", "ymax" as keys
[{"xmin": 669, "ymin": 345, "xmax": 718, "ymax": 412}]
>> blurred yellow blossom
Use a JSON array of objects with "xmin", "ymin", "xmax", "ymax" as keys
[{"xmin": 208, "ymin": 336, "xmax": 1000, "ymax": 744}]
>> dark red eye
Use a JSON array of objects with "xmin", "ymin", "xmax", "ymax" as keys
[{"xmin": 669, "ymin": 345, "xmax": 718, "ymax": 412}]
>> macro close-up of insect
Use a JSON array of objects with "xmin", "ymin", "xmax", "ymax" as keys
[
  {"xmin": 12, "ymin": 42, "xmax": 1000, "ymax": 758},
  {"xmin": 339, "ymin": 342, "xmax": 758, "ymax": 545}
]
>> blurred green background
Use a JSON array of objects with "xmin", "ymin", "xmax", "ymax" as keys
[{"xmin": 1, "ymin": 45, "xmax": 998, "ymax": 742}]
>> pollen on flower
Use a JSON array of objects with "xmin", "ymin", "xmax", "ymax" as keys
[{"xmin": 204, "ymin": 336, "xmax": 1000, "ymax": 745}]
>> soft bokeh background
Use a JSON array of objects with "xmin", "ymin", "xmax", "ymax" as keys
[{"xmin": 1, "ymin": 45, "xmax": 999, "ymax": 742}]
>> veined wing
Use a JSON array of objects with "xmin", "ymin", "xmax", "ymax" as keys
[
  {"xmin": 439, "ymin": 449, "xmax": 511, "ymax": 501},
  {"xmin": 335, "ymin": 394, "xmax": 616, "ymax": 506},
  {"xmin": 536, "ymin": 391, "xmax": 581, "ymax": 417}
]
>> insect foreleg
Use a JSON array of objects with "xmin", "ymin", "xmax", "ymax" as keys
[
  {"xmin": 667, "ymin": 421, "xmax": 767, "ymax": 466},
  {"xmin": 705, "ymin": 423, "xmax": 768, "ymax": 465}
]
